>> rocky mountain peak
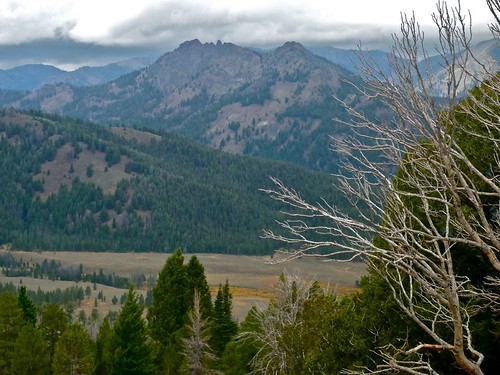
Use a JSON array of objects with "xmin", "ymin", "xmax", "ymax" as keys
[
  {"xmin": 280, "ymin": 41, "xmax": 308, "ymax": 51},
  {"xmin": 178, "ymin": 39, "xmax": 203, "ymax": 50},
  {"xmin": 0, "ymin": 40, "xmax": 371, "ymax": 171}
]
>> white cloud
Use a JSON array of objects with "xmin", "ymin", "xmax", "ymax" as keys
[
  {"xmin": 0, "ymin": 0, "xmax": 494, "ymax": 46},
  {"xmin": 0, "ymin": 1, "xmax": 76, "ymax": 43},
  {"xmin": 0, "ymin": 0, "xmax": 494, "ymax": 68}
]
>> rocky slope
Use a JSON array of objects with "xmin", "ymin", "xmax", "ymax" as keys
[{"xmin": 2, "ymin": 40, "xmax": 376, "ymax": 171}]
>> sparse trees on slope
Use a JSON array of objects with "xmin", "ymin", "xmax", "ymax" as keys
[{"xmin": 262, "ymin": 1, "xmax": 500, "ymax": 374}]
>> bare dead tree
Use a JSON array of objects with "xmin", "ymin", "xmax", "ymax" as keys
[
  {"xmin": 487, "ymin": 0, "xmax": 500, "ymax": 36},
  {"xmin": 181, "ymin": 290, "xmax": 221, "ymax": 375},
  {"xmin": 261, "ymin": 1, "xmax": 499, "ymax": 374},
  {"xmin": 240, "ymin": 271, "xmax": 318, "ymax": 374}
]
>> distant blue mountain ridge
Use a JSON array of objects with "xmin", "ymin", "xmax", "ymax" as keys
[{"xmin": 0, "ymin": 56, "xmax": 157, "ymax": 91}]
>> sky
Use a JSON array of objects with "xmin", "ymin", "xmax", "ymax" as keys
[{"xmin": 0, "ymin": 0, "xmax": 495, "ymax": 70}]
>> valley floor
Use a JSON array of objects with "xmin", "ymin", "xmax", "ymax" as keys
[{"xmin": 0, "ymin": 250, "xmax": 366, "ymax": 320}]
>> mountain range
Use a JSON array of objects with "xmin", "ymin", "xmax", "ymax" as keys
[
  {"xmin": 0, "ymin": 39, "xmax": 497, "ymax": 254},
  {"xmin": 0, "ymin": 56, "xmax": 156, "ymax": 91},
  {"xmin": 0, "ymin": 39, "xmax": 497, "ymax": 172},
  {"xmin": 311, "ymin": 38, "xmax": 499, "ymax": 96},
  {"xmin": 0, "ymin": 40, "xmax": 378, "ymax": 171}
]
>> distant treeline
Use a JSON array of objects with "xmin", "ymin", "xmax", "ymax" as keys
[
  {"xmin": 0, "ymin": 281, "xmax": 84, "ymax": 306},
  {"xmin": 0, "ymin": 252, "xmax": 147, "ymax": 289}
]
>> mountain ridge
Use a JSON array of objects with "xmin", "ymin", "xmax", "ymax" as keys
[
  {"xmin": 0, "ymin": 108, "xmax": 347, "ymax": 254},
  {"xmin": 4, "ymin": 39, "xmax": 495, "ymax": 171},
  {"xmin": 1, "ymin": 40, "xmax": 369, "ymax": 171},
  {"xmin": 0, "ymin": 56, "xmax": 156, "ymax": 91}
]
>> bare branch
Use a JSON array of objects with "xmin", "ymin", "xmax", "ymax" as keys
[{"xmin": 263, "ymin": 1, "xmax": 499, "ymax": 374}]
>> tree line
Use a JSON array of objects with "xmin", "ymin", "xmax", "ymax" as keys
[{"xmin": 0, "ymin": 252, "xmax": 141, "ymax": 289}]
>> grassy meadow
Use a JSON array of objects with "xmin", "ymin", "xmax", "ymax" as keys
[{"xmin": 0, "ymin": 250, "xmax": 367, "ymax": 320}]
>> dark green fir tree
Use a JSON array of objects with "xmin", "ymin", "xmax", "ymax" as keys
[
  {"xmin": 147, "ymin": 248, "xmax": 191, "ymax": 372},
  {"xmin": 112, "ymin": 286, "xmax": 154, "ymax": 375},
  {"xmin": 187, "ymin": 255, "xmax": 213, "ymax": 319},
  {"xmin": 17, "ymin": 285, "xmax": 37, "ymax": 327},
  {"xmin": 211, "ymin": 280, "xmax": 238, "ymax": 356},
  {"xmin": 94, "ymin": 316, "xmax": 114, "ymax": 375}
]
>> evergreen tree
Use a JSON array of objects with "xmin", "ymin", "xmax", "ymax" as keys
[
  {"xmin": 17, "ymin": 285, "xmax": 37, "ymax": 327},
  {"xmin": 11, "ymin": 325, "xmax": 51, "ymax": 375},
  {"xmin": 52, "ymin": 323, "xmax": 94, "ymax": 375},
  {"xmin": 147, "ymin": 249, "xmax": 217, "ymax": 373},
  {"xmin": 112, "ymin": 286, "xmax": 154, "ymax": 375},
  {"xmin": 147, "ymin": 248, "xmax": 191, "ymax": 372},
  {"xmin": 148, "ymin": 249, "xmax": 189, "ymax": 342},
  {"xmin": 211, "ymin": 280, "xmax": 237, "ymax": 356},
  {"xmin": 219, "ymin": 307, "xmax": 260, "ymax": 375},
  {"xmin": 187, "ymin": 255, "xmax": 213, "ymax": 319},
  {"xmin": 40, "ymin": 303, "xmax": 68, "ymax": 360},
  {"xmin": 0, "ymin": 292, "xmax": 24, "ymax": 375},
  {"xmin": 94, "ymin": 317, "xmax": 114, "ymax": 375}
]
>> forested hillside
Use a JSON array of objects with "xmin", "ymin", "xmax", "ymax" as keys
[{"xmin": 0, "ymin": 109, "xmax": 346, "ymax": 254}]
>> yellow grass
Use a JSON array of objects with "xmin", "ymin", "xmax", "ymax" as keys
[{"xmin": 0, "ymin": 250, "xmax": 367, "ymax": 320}]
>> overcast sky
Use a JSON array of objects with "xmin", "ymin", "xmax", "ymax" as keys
[{"xmin": 0, "ymin": 0, "xmax": 495, "ymax": 70}]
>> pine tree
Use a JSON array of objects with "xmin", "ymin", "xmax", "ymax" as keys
[
  {"xmin": 187, "ymin": 255, "xmax": 213, "ymax": 319},
  {"xmin": 147, "ymin": 249, "xmax": 190, "ymax": 347},
  {"xmin": 112, "ymin": 286, "xmax": 154, "ymax": 375},
  {"xmin": 147, "ymin": 249, "xmax": 191, "ymax": 372},
  {"xmin": 52, "ymin": 323, "xmax": 95, "ymax": 375},
  {"xmin": 0, "ymin": 292, "xmax": 24, "ymax": 375},
  {"xmin": 219, "ymin": 307, "xmax": 260, "ymax": 375},
  {"xmin": 17, "ymin": 285, "xmax": 37, "ymax": 327},
  {"xmin": 40, "ymin": 303, "xmax": 68, "ymax": 360},
  {"xmin": 94, "ymin": 317, "xmax": 114, "ymax": 375},
  {"xmin": 11, "ymin": 325, "xmax": 51, "ymax": 375},
  {"xmin": 211, "ymin": 280, "xmax": 238, "ymax": 356}
]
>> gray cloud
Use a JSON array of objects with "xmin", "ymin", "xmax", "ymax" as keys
[
  {"xmin": 103, "ymin": 1, "xmax": 398, "ymax": 49},
  {"xmin": 0, "ymin": 0, "xmax": 494, "ymax": 69},
  {"xmin": 0, "ymin": 39, "xmax": 164, "ymax": 70}
]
